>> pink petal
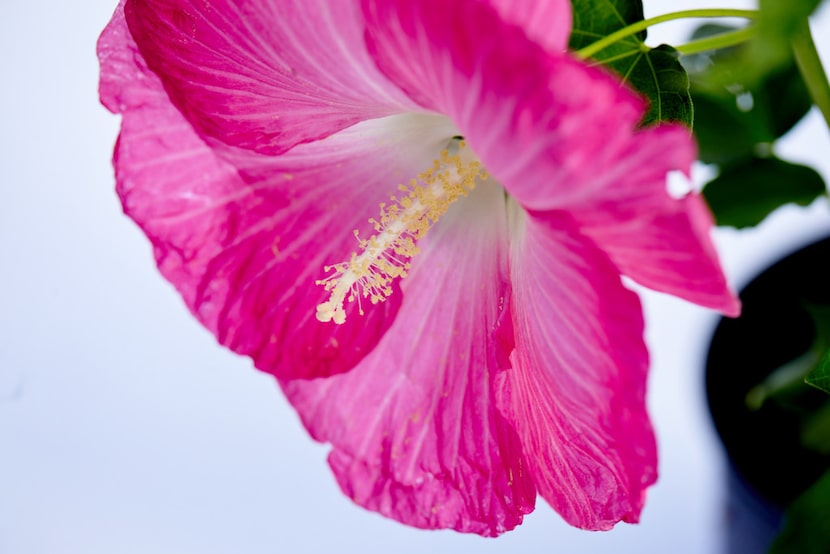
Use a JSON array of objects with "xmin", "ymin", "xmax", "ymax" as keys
[
  {"xmin": 98, "ymin": 0, "xmax": 159, "ymax": 116},
  {"xmin": 488, "ymin": 0, "xmax": 572, "ymax": 52},
  {"xmin": 361, "ymin": 0, "xmax": 644, "ymax": 207},
  {"xmin": 457, "ymin": 56, "xmax": 647, "ymax": 212},
  {"xmin": 120, "ymin": 0, "xmax": 415, "ymax": 155},
  {"xmin": 360, "ymin": 2, "xmax": 736, "ymax": 315},
  {"xmin": 282, "ymin": 183, "xmax": 535, "ymax": 536},
  {"xmin": 565, "ymin": 125, "xmax": 740, "ymax": 315},
  {"xmin": 498, "ymin": 213, "xmax": 657, "ymax": 531},
  {"xmin": 362, "ymin": 0, "xmax": 587, "ymax": 120},
  {"xmin": 99, "ymin": 8, "xmax": 454, "ymax": 379}
]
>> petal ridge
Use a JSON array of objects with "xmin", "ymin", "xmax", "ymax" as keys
[
  {"xmin": 282, "ymin": 183, "xmax": 536, "ymax": 536},
  {"xmin": 499, "ymin": 211, "xmax": 657, "ymax": 530},
  {"xmin": 122, "ymin": 0, "xmax": 415, "ymax": 154}
]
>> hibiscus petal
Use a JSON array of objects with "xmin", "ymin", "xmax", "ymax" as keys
[
  {"xmin": 99, "ymin": 9, "xmax": 454, "ymax": 379},
  {"xmin": 488, "ymin": 0, "xmax": 572, "ymax": 52},
  {"xmin": 120, "ymin": 0, "xmax": 415, "ymax": 155},
  {"xmin": 360, "ymin": 1, "xmax": 736, "ymax": 314},
  {"xmin": 361, "ymin": 0, "xmax": 644, "ymax": 205},
  {"xmin": 563, "ymin": 125, "xmax": 740, "ymax": 315},
  {"xmin": 498, "ymin": 211, "xmax": 657, "ymax": 531},
  {"xmin": 282, "ymin": 182, "xmax": 536, "ymax": 536},
  {"xmin": 361, "ymin": 0, "xmax": 585, "ymax": 117}
]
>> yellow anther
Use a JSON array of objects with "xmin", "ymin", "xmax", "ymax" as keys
[{"xmin": 315, "ymin": 144, "xmax": 485, "ymax": 324}]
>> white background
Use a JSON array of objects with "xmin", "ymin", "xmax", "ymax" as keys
[{"xmin": 1, "ymin": 1, "xmax": 829, "ymax": 553}]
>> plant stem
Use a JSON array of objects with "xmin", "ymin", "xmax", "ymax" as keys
[
  {"xmin": 791, "ymin": 18, "xmax": 830, "ymax": 131},
  {"xmin": 675, "ymin": 26, "xmax": 757, "ymax": 55},
  {"xmin": 575, "ymin": 8, "xmax": 758, "ymax": 60}
]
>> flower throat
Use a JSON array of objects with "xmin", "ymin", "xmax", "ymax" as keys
[{"xmin": 316, "ymin": 142, "xmax": 485, "ymax": 325}]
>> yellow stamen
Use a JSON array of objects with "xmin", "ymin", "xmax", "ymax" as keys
[{"xmin": 316, "ymin": 142, "xmax": 486, "ymax": 324}]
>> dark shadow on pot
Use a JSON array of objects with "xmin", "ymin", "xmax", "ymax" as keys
[{"xmin": 706, "ymin": 236, "xmax": 830, "ymax": 554}]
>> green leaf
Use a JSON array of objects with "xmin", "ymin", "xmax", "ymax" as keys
[
  {"xmin": 686, "ymin": 26, "xmax": 813, "ymax": 164},
  {"xmin": 764, "ymin": 61, "xmax": 815, "ymax": 138},
  {"xmin": 769, "ymin": 469, "xmax": 830, "ymax": 554},
  {"xmin": 629, "ymin": 45, "xmax": 693, "ymax": 127},
  {"xmin": 569, "ymin": 0, "xmax": 646, "ymax": 47},
  {"xmin": 702, "ymin": 157, "xmax": 825, "ymax": 228},
  {"xmin": 689, "ymin": 91, "xmax": 774, "ymax": 165},
  {"xmin": 693, "ymin": 0, "xmax": 822, "ymax": 89},
  {"xmin": 752, "ymin": 0, "xmax": 824, "ymax": 74},
  {"xmin": 806, "ymin": 351, "xmax": 830, "ymax": 394},
  {"xmin": 569, "ymin": 0, "xmax": 693, "ymax": 126}
]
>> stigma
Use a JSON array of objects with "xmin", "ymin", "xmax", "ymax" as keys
[{"xmin": 316, "ymin": 142, "xmax": 486, "ymax": 324}]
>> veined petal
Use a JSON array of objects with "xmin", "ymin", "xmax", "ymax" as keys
[
  {"xmin": 99, "ymin": 9, "xmax": 454, "ymax": 379},
  {"xmin": 564, "ymin": 125, "xmax": 740, "ymax": 315},
  {"xmin": 487, "ymin": 0, "xmax": 572, "ymax": 52},
  {"xmin": 282, "ymin": 182, "xmax": 535, "ymax": 536},
  {"xmin": 361, "ymin": 0, "xmax": 582, "ymax": 116},
  {"xmin": 498, "ymin": 211, "xmax": 656, "ymax": 531},
  {"xmin": 469, "ymin": 56, "xmax": 645, "ymax": 212},
  {"xmin": 361, "ymin": 0, "xmax": 644, "ymax": 207},
  {"xmin": 115, "ymin": 115, "xmax": 404, "ymax": 382},
  {"xmin": 359, "ymin": 1, "xmax": 736, "ymax": 315},
  {"xmin": 119, "ymin": 0, "xmax": 416, "ymax": 155}
]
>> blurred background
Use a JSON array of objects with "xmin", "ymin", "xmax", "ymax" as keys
[{"xmin": 1, "ymin": 0, "xmax": 828, "ymax": 552}]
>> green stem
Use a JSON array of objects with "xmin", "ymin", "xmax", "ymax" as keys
[
  {"xmin": 675, "ymin": 26, "xmax": 757, "ymax": 55},
  {"xmin": 745, "ymin": 348, "xmax": 820, "ymax": 410},
  {"xmin": 791, "ymin": 18, "xmax": 830, "ymax": 131},
  {"xmin": 575, "ymin": 8, "xmax": 758, "ymax": 59}
]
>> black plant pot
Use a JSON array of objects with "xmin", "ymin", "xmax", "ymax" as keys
[{"xmin": 705, "ymin": 236, "xmax": 830, "ymax": 553}]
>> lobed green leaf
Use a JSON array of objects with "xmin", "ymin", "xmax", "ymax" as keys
[
  {"xmin": 569, "ymin": 0, "xmax": 692, "ymax": 126},
  {"xmin": 806, "ymin": 352, "xmax": 830, "ymax": 395},
  {"xmin": 702, "ymin": 157, "xmax": 825, "ymax": 229}
]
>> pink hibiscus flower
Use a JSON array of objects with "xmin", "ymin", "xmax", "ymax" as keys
[{"xmin": 98, "ymin": 0, "xmax": 739, "ymax": 537}]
